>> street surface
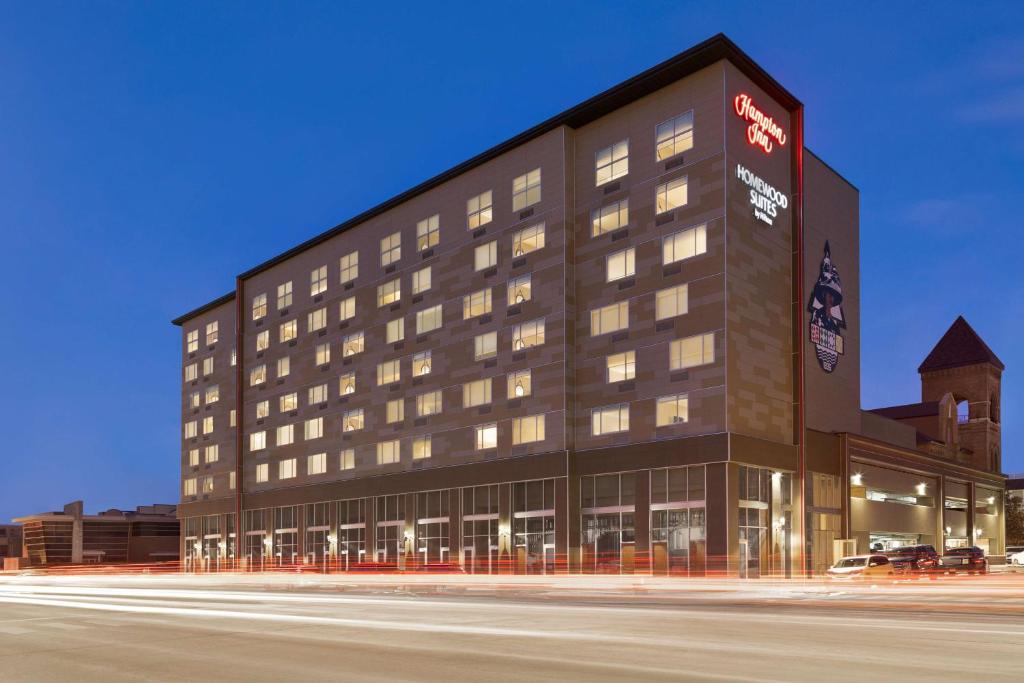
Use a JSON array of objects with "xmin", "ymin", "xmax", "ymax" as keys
[{"xmin": 0, "ymin": 571, "xmax": 1022, "ymax": 682}]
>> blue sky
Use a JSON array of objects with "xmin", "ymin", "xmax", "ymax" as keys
[{"xmin": 1, "ymin": 2, "xmax": 1021, "ymax": 521}]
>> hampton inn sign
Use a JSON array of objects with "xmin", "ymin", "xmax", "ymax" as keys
[{"xmin": 733, "ymin": 93, "xmax": 787, "ymax": 154}]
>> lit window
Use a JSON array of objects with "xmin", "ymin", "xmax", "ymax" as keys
[
  {"xmin": 249, "ymin": 364, "xmax": 267, "ymax": 386},
  {"xmin": 184, "ymin": 420, "xmax": 198, "ymax": 439},
  {"xmin": 507, "ymin": 274, "xmax": 532, "ymax": 305},
  {"xmin": 256, "ymin": 400, "xmax": 269, "ymax": 420},
  {"xmin": 250, "ymin": 431, "xmax": 266, "ymax": 451},
  {"xmin": 252, "ymin": 293, "xmax": 267, "ymax": 320},
  {"xmin": 343, "ymin": 408, "xmax": 364, "ymax": 432},
  {"xmin": 277, "ymin": 281, "xmax": 293, "ymax": 309},
  {"xmin": 606, "ymin": 247, "xmax": 635, "ymax": 282},
  {"xmin": 276, "ymin": 356, "xmax": 290, "ymax": 378},
  {"xmin": 412, "ymin": 266, "xmax": 431, "ymax": 295},
  {"xmin": 416, "ymin": 390, "xmax": 442, "ymax": 417},
  {"xmin": 377, "ymin": 278, "xmax": 401, "ymax": 307},
  {"xmin": 340, "ymin": 449, "xmax": 355, "ymax": 470},
  {"xmin": 507, "ymin": 369, "xmax": 532, "ymax": 398},
  {"xmin": 377, "ymin": 440, "xmax": 400, "ymax": 465},
  {"xmin": 202, "ymin": 416, "xmax": 213, "ymax": 435},
  {"xmin": 310, "ymin": 265, "xmax": 327, "ymax": 297},
  {"xmin": 412, "ymin": 350, "xmax": 431, "ymax": 376},
  {"xmin": 606, "ymin": 350, "xmax": 636, "ymax": 383},
  {"xmin": 229, "ymin": 471, "xmax": 236, "ymax": 489},
  {"xmin": 377, "ymin": 359, "xmax": 400, "ymax": 386},
  {"xmin": 463, "ymin": 378, "xmax": 492, "ymax": 408},
  {"xmin": 188, "ymin": 391, "xmax": 200, "ymax": 409},
  {"xmin": 413, "ymin": 435, "xmax": 431, "ymax": 460},
  {"xmin": 280, "ymin": 392, "xmax": 298, "ymax": 413},
  {"xmin": 230, "ymin": 349, "xmax": 236, "ymax": 367},
  {"xmin": 205, "ymin": 321, "xmax": 218, "ymax": 346},
  {"xmin": 308, "ymin": 307, "xmax": 327, "ymax": 332},
  {"xmin": 256, "ymin": 330, "xmax": 269, "ymax": 352},
  {"xmin": 188, "ymin": 448, "xmax": 199, "ymax": 467},
  {"xmin": 205, "ymin": 444, "xmax": 219, "ymax": 463},
  {"xmin": 663, "ymin": 224, "xmax": 707, "ymax": 265},
  {"xmin": 417, "ymin": 214, "xmax": 439, "ymax": 251},
  {"xmin": 656, "ymin": 176, "xmax": 688, "ymax": 214},
  {"xmin": 340, "ymin": 251, "xmax": 358, "ymax": 284},
  {"xmin": 276, "ymin": 424, "xmax": 294, "ymax": 446},
  {"xmin": 590, "ymin": 301, "xmax": 628, "ymax": 336},
  {"xmin": 386, "ymin": 318, "xmax": 404, "ymax": 344},
  {"xmin": 467, "ymin": 190, "xmax": 493, "ymax": 229},
  {"xmin": 230, "ymin": 410, "xmax": 236, "ymax": 427},
  {"xmin": 463, "ymin": 288, "xmax": 492, "ymax": 319},
  {"xmin": 304, "ymin": 417, "xmax": 324, "ymax": 440},
  {"xmin": 512, "ymin": 414, "xmax": 545, "ymax": 445},
  {"xmin": 308, "ymin": 452, "xmax": 327, "ymax": 476},
  {"xmin": 512, "ymin": 222, "xmax": 545, "ymax": 256},
  {"xmin": 309, "ymin": 383, "xmax": 328, "ymax": 405},
  {"xmin": 183, "ymin": 478, "xmax": 197, "ymax": 496},
  {"xmin": 186, "ymin": 329, "xmax": 199, "ymax": 353},
  {"xmin": 591, "ymin": 199, "xmax": 629, "ymax": 237},
  {"xmin": 184, "ymin": 363, "xmax": 197, "ymax": 382},
  {"xmin": 202, "ymin": 476, "xmax": 214, "ymax": 493},
  {"xmin": 386, "ymin": 398, "xmax": 405, "ymax": 424},
  {"xmin": 656, "ymin": 284, "xmax": 688, "ymax": 320},
  {"xmin": 655, "ymin": 111, "xmax": 694, "ymax": 161},
  {"xmin": 474, "ymin": 240, "xmax": 497, "ymax": 271},
  {"xmin": 512, "ymin": 168, "xmax": 541, "ymax": 211},
  {"xmin": 339, "ymin": 296, "xmax": 356, "ymax": 321},
  {"xmin": 343, "ymin": 331, "xmax": 364, "ymax": 356},
  {"xmin": 279, "ymin": 458, "xmax": 297, "ymax": 480},
  {"xmin": 255, "ymin": 463, "xmax": 269, "ymax": 483},
  {"xmin": 279, "ymin": 319, "xmax": 297, "ymax": 343},
  {"xmin": 670, "ymin": 332, "xmax": 715, "ymax": 370},
  {"xmin": 202, "ymin": 357, "xmax": 214, "ymax": 376},
  {"xmin": 475, "ymin": 423, "xmax": 498, "ymax": 450},
  {"xmin": 592, "ymin": 403, "xmax": 629, "ymax": 435},
  {"xmin": 512, "ymin": 317, "xmax": 545, "ymax": 350},
  {"xmin": 474, "ymin": 331, "xmax": 497, "ymax": 361},
  {"xmin": 205, "ymin": 384, "xmax": 219, "ymax": 404},
  {"xmin": 656, "ymin": 393, "xmax": 689, "ymax": 426},
  {"xmin": 596, "ymin": 140, "xmax": 629, "ymax": 186},
  {"xmin": 380, "ymin": 231, "xmax": 401, "ymax": 267},
  {"xmin": 416, "ymin": 304, "xmax": 443, "ymax": 334},
  {"xmin": 339, "ymin": 372, "xmax": 356, "ymax": 395}
]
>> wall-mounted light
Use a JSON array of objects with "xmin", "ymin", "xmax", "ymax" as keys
[{"xmin": 851, "ymin": 473, "xmax": 863, "ymax": 486}]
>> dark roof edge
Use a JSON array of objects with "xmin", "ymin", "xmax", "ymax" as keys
[
  {"xmin": 805, "ymin": 147, "xmax": 860, "ymax": 192},
  {"xmin": 171, "ymin": 290, "xmax": 236, "ymax": 327},
  {"xmin": 175, "ymin": 33, "xmax": 801, "ymax": 325}
]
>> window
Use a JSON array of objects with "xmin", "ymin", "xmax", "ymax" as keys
[
  {"xmin": 596, "ymin": 139, "xmax": 629, "ymax": 185},
  {"xmin": 309, "ymin": 383, "xmax": 328, "ymax": 405},
  {"xmin": 512, "ymin": 222, "xmax": 545, "ymax": 256},
  {"xmin": 474, "ymin": 331, "xmax": 497, "ymax": 361},
  {"xmin": 590, "ymin": 301, "xmax": 628, "ymax": 336},
  {"xmin": 276, "ymin": 356, "xmax": 290, "ymax": 378},
  {"xmin": 205, "ymin": 385, "xmax": 219, "ymax": 404},
  {"xmin": 512, "ymin": 168, "xmax": 541, "ymax": 211},
  {"xmin": 463, "ymin": 378, "xmax": 492, "ymax": 407},
  {"xmin": 256, "ymin": 329, "xmax": 269, "ymax": 352},
  {"xmin": 412, "ymin": 350, "xmax": 431, "ymax": 376},
  {"xmin": 413, "ymin": 435, "xmax": 431, "ymax": 460},
  {"xmin": 381, "ymin": 231, "xmax": 401, "ymax": 266},
  {"xmin": 279, "ymin": 458, "xmax": 297, "ymax": 480},
  {"xmin": 188, "ymin": 448, "xmax": 199, "ymax": 467},
  {"xmin": 230, "ymin": 409, "xmax": 236, "ymax": 427},
  {"xmin": 475, "ymin": 423, "xmax": 498, "ymax": 450},
  {"xmin": 202, "ymin": 357, "xmax": 214, "ymax": 376},
  {"xmin": 304, "ymin": 417, "xmax": 324, "ymax": 440},
  {"xmin": 467, "ymin": 190, "xmax": 493, "ymax": 229},
  {"xmin": 183, "ymin": 478, "xmax": 197, "ymax": 496},
  {"xmin": 256, "ymin": 400, "xmax": 269, "ymax": 420},
  {"xmin": 310, "ymin": 265, "xmax": 327, "ymax": 297},
  {"xmin": 416, "ymin": 214, "xmax": 439, "ymax": 251},
  {"xmin": 339, "ymin": 296, "xmax": 355, "ymax": 321},
  {"xmin": 250, "ymin": 431, "xmax": 266, "ymax": 451},
  {"xmin": 276, "ymin": 424, "xmax": 294, "ymax": 446},
  {"xmin": 377, "ymin": 359, "xmax": 400, "ymax": 386},
  {"xmin": 412, "ymin": 266, "xmax": 431, "ymax": 294},
  {"xmin": 416, "ymin": 304, "xmax": 443, "ymax": 334},
  {"xmin": 656, "ymin": 394, "xmax": 689, "ymax": 426},
  {"xmin": 205, "ymin": 321, "xmax": 219, "ymax": 346},
  {"xmin": 184, "ymin": 363, "xmax": 197, "ymax": 382},
  {"xmin": 277, "ymin": 281, "xmax": 292, "ymax": 309},
  {"xmin": 252, "ymin": 293, "xmax": 267, "ymax": 320},
  {"xmin": 606, "ymin": 350, "xmax": 636, "ymax": 383},
  {"xmin": 512, "ymin": 317, "xmax": 545, "ymax": 350},
  {"xmin": 656, "ymin": 176, "xmax": 688, "ymax": 214},
  {"xmin": 386, "ymin": 318, "xmax": 404, "ymax": 344},
  {"xmin": 280, "ymin": 392, "xmax": 298, "ymax": 413},
  {"xmin": 279, "ymin": 319, "xmax": 297, "ymax": 343},
  {"xmin": 655, "ymin": 111, "xmax": 694, "ymax": 161},
  {"xmin": 202, "ymin": 476, "xmax": 214, "ymax": 494},
  {"xmin": 655, "ymin": 284, "xmax": 688, "ymax": 320},
  {"xmin": 188, "ymin": 391, "xmax": 200, "ymax": 409},
  {"xmin": 339, "ymin": 372, "xmax": 356, "ymax": 395},
  {"xmin": 507, "ymin": 369, "xmax": 532, "ymax": 398},
  {"xmin": 340, "ymin": 449, "xmax": 355, "ymax": 470},
  {"xmin": 229, "ymin": 471, "xmax": 236, "ymax": 489},
  {"xmin": 377, "ymin": 278, "xmax": 401, "ymax": 307},
  {"xmin": 255, "ymin": 463, "xmax": 269, "ymax": 483},
  {"xmin": 512, "ymin": 414, "xmax": 545, "ymax": 445},
  {"xmin": 249, "ymin": 364, "xmax": 267, "ymax": 386},
  {"xmin": 592, "ymin": 404, "xmax": 629, "ymax": 435},
  {"xmin": 186, "ymin": 329, "xmax": 199, "ymax": 353},
  {"xmin": 606, "ymin": 247, "xmax": 635, "ymax": 282},
  {"xmin": 474, "ymin": 241, "xmax": 497, "ymax": 271},
  {"xmin": 343, "ymin": 331, "xmax": 364, "ymax": 356},
  {"xmin": 377, "ymin": 440, "xmax": 400, "ymax": 465},
  {"xmin": 230, "ymin": 349, "xmax": 236, "ymax": 367},
  {"xmin": 205, "ymin": 444, "xmax": 219, "ymax": 463},
  {"xmin": 507, "ymin": 274, "xmax": 531, "ymax": 305},
  {"xmin": 308, "ymin": 308, "xmax": 327, "ymax": 333},
  {"xmin": 663, "ymin": 224, "xmax": 707, "ymax": 265},
  {"xmin": 463, "ymin": 288, "xmax": 492, "ymax": 319},
  {"xmin": 308, "ymin": 452, "xmax": 327, "ymax": 476},
  {"xmin": 416, "ymin": 390, "xmax": 442, "ymax": 417},
  {"xmin": 670, "ymin": 332, "xmax": 715, "ymax": 370},
  {"xmin": 386, "ymin": 398, "xmax": 404, "ymax": 424},
  {"xmin": 202, "ymin": 416, "xmax": 213, "ymax": 435},
  {"xmin": 343, "ymin": 408, "xmax": 364, "ymax": 432},
  {"xmin": 340, "ymin": 251, "xmax": 358, "ymax": 284}
]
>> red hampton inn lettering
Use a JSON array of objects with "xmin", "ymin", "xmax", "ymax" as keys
[{"xmin": 734, "ymin": 93, "xmax": 787, "ymax": 154}]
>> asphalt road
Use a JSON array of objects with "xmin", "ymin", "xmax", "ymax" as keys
[{"xmin": 0, "ymin": 573, "xmax": 1022, "ymax": 682}]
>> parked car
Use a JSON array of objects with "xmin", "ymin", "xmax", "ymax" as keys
[
  {"xmin": 827, "ymin": 554, "xmax": 895, "ymax": 579},
  {"xmin": 940, "ymin": 546, "xmax": 987, "ymax": 574},
  {"xmin": 1007, "ymin": 548, "xmax": 1024, "ymax": 566},
  {"xmin": 884, "ymin": 544, "xmax": 941, "ymax": 576}
]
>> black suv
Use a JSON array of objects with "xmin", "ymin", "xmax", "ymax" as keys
[
  {"xmin": 940, "ymin": 546, "xmax": 987, "ymax": 575},
  {"xmin": 884, "ymin": 544, "xmax": 941, "ymax": 576}
]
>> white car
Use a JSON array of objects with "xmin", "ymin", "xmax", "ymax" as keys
[
  {"xmin": 1008, "ymin": 550, "xmax": 1024, "ymax": 566},
  {"xmin": 827, "ymin": 554, "xmax": 895, "ymax": 579}
]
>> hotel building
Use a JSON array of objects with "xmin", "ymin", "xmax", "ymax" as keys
[{"xmin": 173, "ymin": 34, "xmax": 1005, "ymax": 576}]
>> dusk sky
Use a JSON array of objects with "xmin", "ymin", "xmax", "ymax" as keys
[{"xmin": 1, "ymin": 3, "xmax": 1021, "ymax": 522}]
